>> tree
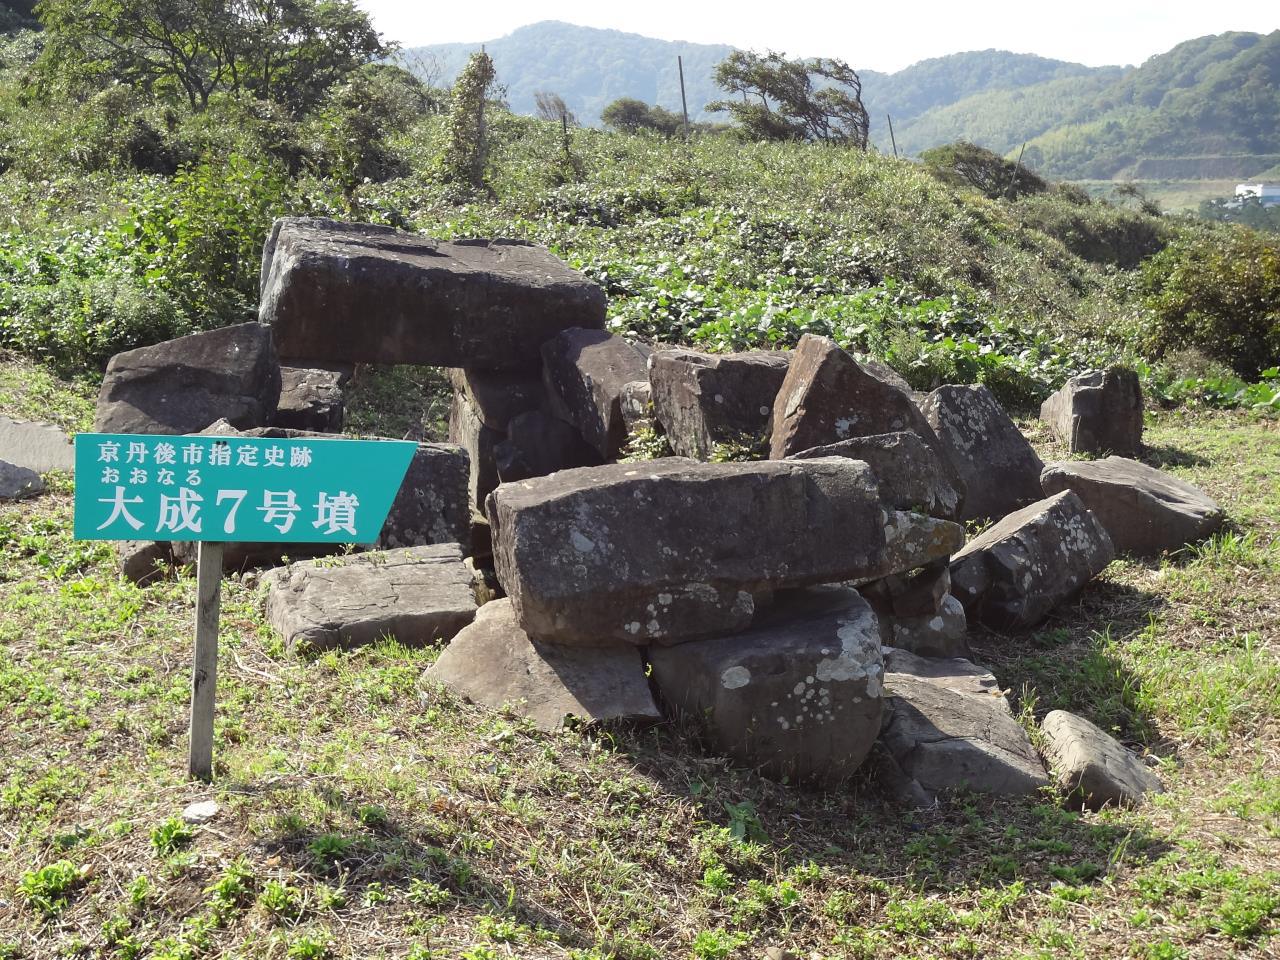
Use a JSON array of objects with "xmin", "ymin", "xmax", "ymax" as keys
[
  {"xmin": 707, "ymin": 50, "xmax": 868, "ymax": 148},
  {"xmin": 601, "ymin": 97, "xmax": 681, "ymax": 137},
  {"xmin": 920, "ymin": 141, "xmax": 1048, "ymax": 200},
  {"xmin": 534, "ymin": 90, "xmax": 574, "ymax": 126},
  {"xmin": 31, "ymin": 0, "xmax": 385, "ymax": 112},
  {"xmin": 437, "ymin": 50, "xmax": 496, "ymax": 189}
]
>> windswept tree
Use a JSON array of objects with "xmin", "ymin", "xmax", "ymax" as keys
[
  {"xmin": 707, "ymin": 50, "xmax": 869, "ymax": 148},
  {"xmin": 31, "ymin": 0, "xmax": 385, "ymax": 113},
  {"xmin": 601, "ymin": 96, "xmax": 682, "ymax": 137},
  {"xmin": 534, "ymin": 90, "xmax": 575, "ymax": 126}
]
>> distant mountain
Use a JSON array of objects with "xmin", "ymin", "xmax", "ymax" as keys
[{"xmin": 402, "ymin": 22, "xmax": 1280, "ymax": 182}]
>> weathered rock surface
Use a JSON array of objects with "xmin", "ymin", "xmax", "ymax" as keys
[
  {"xmin": 0, "ymin": 416, "xmax": 75, "ymax": 474},
  {"xmin": 541, "ymin": 329, "xmax": 650, "ymax": 459},
  {"xmin": 1040, "ymin": 457, "xmax": 1224, "ymax": 557},
  {"xmin": 494, "ymin": 410, "xmax": 601, "ymax": 484},
  {"xmin": 488, "ymin": 457, "xmax": 888, "ymax": 646},
  {"xmin": 448, "ymin": 367, "xmax": 545, "ymax": 432},
  {"xmin": 619, "ymin": 380, "xmax": 653, "ymax": 432},
  {"xmin": 425, "ymin": 599, "xmax": 659, "ymax": 731},
  {"xmin": 449, "ymin": 391, "xmax": 502, "ymax": 510},
  {"xmin": 272, "ymin": 365, "xmax": 344, "ymax": 433},
  {"xmin": 789, "ymin": 431, "xmax": 963, "ymax": 520},
  {"xmin": 863, "ymin": 561, "xmax": 951, "ymax": 619},
  {"xmin": 861, "ymin": 567, "xmax": 969, "ymax": 657},
  {"xmin": 264, "ymin": 544, "xmax": 476, "ymax": 652},
  {"xmin": 1040, "ymin": 368, "xmax": 1143, "ymax": 455},
  {"xmin": 115, "ymin": 540, "xmax": 172, "ymax": 585},
  {"xmin": 649, "ymin": 586, "xmax": 884, "ymax": 784},
  {"xmin": 1041, "ymin": 709, "xmax": 1163, "ymax": 810},
  {"xmin": 95, "ymin": 323, "xmax": 281, "ymax": 435},
  {"xmin": 862, "ymin": 511, "xmax": 966, "ymax": 582},
  {"xmin": 769, "ymin": 335, "xmax": 940, "ymax": 460},
  {"xmin": 919, "ymin": 383, "xmax": 1044, "ymax": 522},
  {"xmin": 886, "ymin": 595, "xmax": 970, "ymax": 659},
  {"xmin": 858, "ymin": 356, "xmax": 913, "ymax": 394},
  {"xmin": 649, "ymin": 348, "xmax": 791, "ymax": 459},
  {"xmin": 260, "ymin": 218, "xmax": 606, "ymax": 370},
  {"xmin": 950, "ymin": 491, "xmax": 1115, "ymax": 630},
  {"xmin": 0, "ymin": 459, "xmax": 44, "ymax": 500},
  {"xmin": 880, "ymin": 649, "xmax": 1048, "ymax": 797}
]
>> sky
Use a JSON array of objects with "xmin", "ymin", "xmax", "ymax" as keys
[{"xmin": 357, "ymin": 0, "xmax": 1280, "ymax": 72}]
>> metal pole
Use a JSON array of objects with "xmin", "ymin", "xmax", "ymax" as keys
[
  {"xmin": 887, "ymin": 114, "xmax": 899, "ymax": 158},
  {"xmin": 678, "ymin": 55, "xmax": 690, "ymax": 140},
  {"xmin": 188, "ymin": 540, "xmax": 223, "ymax": 782}
]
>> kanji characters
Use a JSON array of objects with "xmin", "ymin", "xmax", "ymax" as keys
[
  {"xmin": 156, "ymin": 488, "xmax": 204, "ymax": 534},
  {"xmin": 313, "ymin": 491, "xmax": 359, "ymax": 537},
  {"xmin": 97, "ymin": 486, "xmax": 144, "ymax": 531},
  {"xmin": 259, "ymin": 490, "xmax": 300, "ymax": 533}
]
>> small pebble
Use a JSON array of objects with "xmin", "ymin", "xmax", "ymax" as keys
[{"xmin": 182, "ymin": 799, "xmax": 219, "ymax": 824}]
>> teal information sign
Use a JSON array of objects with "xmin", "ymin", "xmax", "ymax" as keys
[{"xmin": 74, "ymin": 433, "xmax": 416, "ymax": 543}]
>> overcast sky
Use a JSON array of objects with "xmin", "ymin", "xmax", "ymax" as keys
[{"xmin": 357, "ymin": 0, "xmax": 1279, "ymax": 73}]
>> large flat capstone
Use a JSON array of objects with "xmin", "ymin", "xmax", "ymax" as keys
[
  {"xmin": 488, "ymin": 456, "xmax": 888, "ymax": 646},
  {"xmin": 950, "ymin": 490, "xmax": 1115, "ymax": 631},
  {"xmin": 425, "ymin": 599, "xmax": 660, "ymax": 731},
  {"xmin": 880, "ymin": 648, "xmax": 1049, "ymax": 798},
  {"xmin": 648, "ymin": 587, "xmax": 884, "ymax": 784},
  {"xmin": 649, "ymin": 348, "xmax": 791, "ymax": 460},
  {"xmin": 95, "ymin": 323, "xmax": 281, "ymax": 435},
  {"xmin": 259, "ymin": 218, "xmax": 605, "ymax": 370},
  {"xmin": 1040, "ymin": 456, "xmax": 1224, "ymax": 557},
  {"xmin": 918, "ymin": 384, "xmax": 1044, "ymax": 522},
  {"xmin": 264, "ymin": 544, "xmax": 477, "ymax": 652}
]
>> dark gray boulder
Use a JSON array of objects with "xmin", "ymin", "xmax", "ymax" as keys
[
  {"xmin": 449, "ymin": 392, "xmax": 502, "ymax": 511},
  {"xmin": 1040, "ymin": 368, "xmax": 1143, "ymax": 455},
  {"xmin": 880, "ymin": 648, "xmax": 1048, "ymax": 797},
  {"xmin": 260, "ymin": 219, "xmax": 605, "ymax": 370},
  {"xmin": 1041, "ymin": 709, "xmax": 1164, "ymax": 810},
  {"xmin": 648, "ymin": 586, "xmax": 884, "ymax": 785},
  {"xmin": 649, "ymin": 348, "xmax": 791, "ymax": 460},
  {"xmin": 425, "ymin": 599, "xmax": 660, "ymax": 731},
  {"xmin": 541, "ymin": 329, "xmax": 650, "ymax": 460},
  {"xmin": 487, "ymin": 456, "xmax": 888, "ymax": 646},
  {"xmin": 885, "ymin": 595, "xmax": 970, "ymax": 659},
  {"xmin": 950, "ymin": 491, "xmax": 1115, "ymax": 631},
  {"xmin": 448, "ymin": 367, "xmax": 545, "ymax": 432},
  {"xmin": 95, "ymin": 323, "xmax": 281, "ymax": 435},
  {"xmin": 494, "ymin": 410, "xmax": 601, "ymax": 484},
  {"xmin": 264, "ymin": 544, "xmax": 476, "ymax": 653},
  {"xmin": 0, "ymin": 416, "xmax": 75, "ymax": 475},
  {"xmin": 789, "ymin": 431, "xmax": 963, "ymax": 520},
  {"xmin": 0, "ymin": 459, "xmax": 43, "ymax": 500},
  {"xmin": 115, "ymin": 540, "xmax": 172, "ymax": 585},
  {"xmin": 272, "ymin": 365, "xmax": 344, "ymax": 433},
  {"xmin": 918, "ymin": 383, "xmax": 1044, "ymax": 522},
  {"xmin": 1040, "ymin": 457, "xmax": 1224, "ymax": 557},
  {"xmin": 769, "ymin": 335, "xmax": 941, "ymax": 460}
]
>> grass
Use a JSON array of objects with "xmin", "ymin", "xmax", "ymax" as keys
[{"xmin": 2, "ymin": 364, "xmax": 1280, "ymax": 958}]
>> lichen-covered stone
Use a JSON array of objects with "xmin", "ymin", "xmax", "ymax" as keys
[
  {"xmin": 648, "ymin": 587, "xmax": 883, "ymax": 784},
  {"xmin": 1040, "ymin": 367, "xmax": 1143, "ymax": 455},
  {"xmin": 426, "ymin": 599, "xmax": 659, "ymax": 730},
  {"xmin": 649, "ymin": 348, "xmax": 791, "ymax": 460},
  {"xmin": 1040, "ymin": 456, "xmax": 1224, "ymax": 557},
  {"xmin": 487, "ymin": 457, "xmax": 888, "ymax": 646},
  {"xmin": 950, "ymin": 490, "xmax": 1115, "ymax": 630},
  {"xmin": 918, "ymin": 383, "xmax": 1044, "ymax": 522}
]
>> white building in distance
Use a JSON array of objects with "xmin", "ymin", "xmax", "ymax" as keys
[{"xmin": 1235, "ymin": 183, "xmax": 1280, "ymax": 206}]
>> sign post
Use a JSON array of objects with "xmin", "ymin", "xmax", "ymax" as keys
[{"xmin": 74, "ymin": 432, "xmax": 415, "ymax": 780}]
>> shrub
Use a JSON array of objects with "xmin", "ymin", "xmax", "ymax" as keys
[
  {"xmin": 921, "ymin": 141, "xmax": 1048, "ymax": 200},
  {"xmin": 1140, "ymin": 228, "xmax": 1280, "ymax": 378},
  {"xmin": 1015, "ymin": 192, "xmax": 1170, "ymax": 268}
]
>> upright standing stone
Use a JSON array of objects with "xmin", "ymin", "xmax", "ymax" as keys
[
  {"xmin": 541, "ymin": 329, "xmax": 650, "ymax": 460},
  {"xmin": 449, "ymin": 392, "xmax": 502, "ymax": 511},
  {"xmin": 95, "ymin": 323, "xmax": 281, "ymax": 435},
  {"xmin": 648, "ymin": 587, "xmax": 884, "ymax": 784},
  {"xmin": 487, "ymin": 457, "xmax": 888, "ymax": 646},
  {"xmin": 649, "ymin": 348, "xmax": 791, "ymax": 460},
  {"xmin": 918, "ymin": 383, "xmax": 1044, "ymax": 522},
  {"xmin": 1040, "ymin": 368, "xmax": 1143, "ymax": 455},
  {"xmin": 426, "ymin": 600, "xmax": 660, "ymax": 731},
  {"xmin": 272, "ymin": 365, "xmax": 345, "ymax": 433},
  {"xmin": 448, "ymin": 368, "xmax": 545, "ymax": 432},
  {"xmin": 950, "ymin": 491, "xmax": 1115, "ymax": 630},
  {"xmin": 260, "ymin": 219, "xmax": 606, "ymax": 369},
  {"xmin": 1040, "ymin": 457, "xmax": 1224, "ymax": 557},
  {"xmin": 769, "ymin": 335, "xmax": 941, "ymax": 460},
  {"xmin": 0, "ymin": 416, "xmax": 75, "ymax": 475}
]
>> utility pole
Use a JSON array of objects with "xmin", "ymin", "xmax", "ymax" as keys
[
  {"xmin": 886, "ymin": 114, "xmax": 899, "ymax": 158},
  {"xmin": 1006, "ymin": 142, "xmax": 1028, "ymax": 199},
  {"xmin": 678, "ymin": 55, "xmax": 691, "ymax": 140}
]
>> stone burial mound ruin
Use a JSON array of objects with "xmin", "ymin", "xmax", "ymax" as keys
[{"xmin": 80, "ymin": 216, "xmax": 1233, "ymax": 808}]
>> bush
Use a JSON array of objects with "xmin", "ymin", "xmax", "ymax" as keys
[
  {"xmin": 1015, "ymin": 192, "xmax": 1169, "ymax": 268},
  {"xmin": 1141, "ymin": 228, "xmax": 1280, "ymax": 378},
  {"xmin": 921, "ymin": 141, "xmax": 1048, "ymax": 200}
]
